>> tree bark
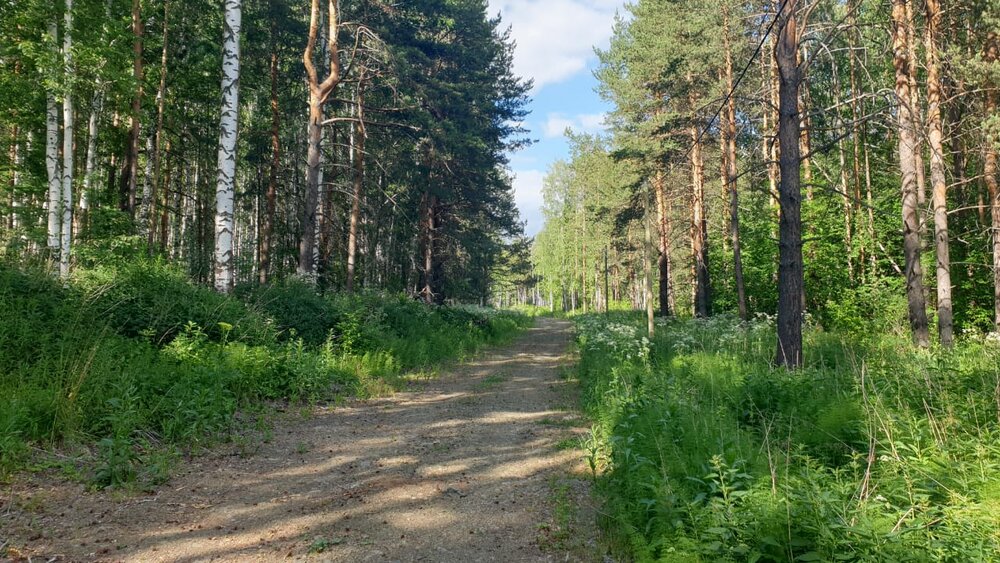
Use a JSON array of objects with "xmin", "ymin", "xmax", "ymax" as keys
[
  {"xmin": 905, "ymin": 0, "xmax": 927, "ymax": 209},
  {"xmin": 421, "ymin": 191, "xmax": 437, "ymax": 304},
  {"xmin": 653, "ymin": 166, "xmax": 672, "ymax": 316},
  {"xmin": 346, "ymin": 74, "xmax": 367, "ymax": 293},
  {"xmin": 80, "ymin": 90, "xmax": 101, "ymax": 237},
  {"xmin": 149, "ymin": 0, "xmax": 169, "ymax": 253},
  {"xmin": 924, "ymin": 0, "xmax": 953, "ymax": 346},
  {"xmin": 121, "ymin": 0, "xmax": 143, "ymax": 216},
  {"xmin": 213, "ymin": 0, "xmax": 242, "ymax": 293},
  {"xmin": 985, "ymin": 33, "xmax": 1000, "ymax": 332},
  {"xmin": 690, "ymin": 122, "xmax": 711, "ymax": 317},
  {"xmin": 723, "ymin": 6, "xmax": 747, "ymax": 320},
  {"xmin": 46, "ymin": 19, "xmax": 61, "ymax": 255},
  {"xmin": 644, "ymin": 190, "xmax": 655, "ymax": 337},
  {"xmin": 60, "ymin": 0, "xmax": 74, "ymax": 279},
  {"xmin": 892, "ymin": 0, "xmax": 931, "ymax": 347},
  {"xmin": 775, "ymin": 0, "xmax": 804, "ymax": 368},
  {"xmin": 259, "ymin": 31, "xmax": 280, "ymax": 285},
  {"xmin": 300, "ymin": 0, "xmax": 343, "ymax": 278}
]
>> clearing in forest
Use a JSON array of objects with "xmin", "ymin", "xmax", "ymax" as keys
[{"xmin": 2, "ymin": 318, "xmax": 598, "ymax": 562}]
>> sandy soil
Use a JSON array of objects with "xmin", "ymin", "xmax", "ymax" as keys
[{"xmin": 2, "ymin": 318, "xmax": 600, "ymax": 562}]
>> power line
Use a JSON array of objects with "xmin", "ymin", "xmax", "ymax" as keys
[{"xmin": 681, "ymin": 0, "xmax": 788, "ymax": 162}]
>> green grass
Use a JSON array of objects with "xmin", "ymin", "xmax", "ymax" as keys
[
  {"xmin": 575, "ymin": 312, "xmax": 1000, "ymax": 562},
  {"xmin": 0, "ymin": 260, "xmax": 530, "ymax": 487},
  {"xmin": 475, "ymin": 372, "xmax": 508, "ymax": 391}
]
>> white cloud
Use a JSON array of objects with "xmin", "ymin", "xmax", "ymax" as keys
[
  {"xmin": 511, "ymin": 169, "xmax": 546, "ymax": 236},
  {"xmin": 542, "ymin": 112, "xmax": 607, "ymax": 138},
  {"xmin": 488, "ymin": 0, "xmax": 623, "ymax": 90}
]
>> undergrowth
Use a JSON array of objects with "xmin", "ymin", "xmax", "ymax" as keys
[
  {"xmin": 575, "ymin": 312, "xmax": 1000, "ymax": 562},
  {"xmin": 0, "ymin": 261, "xmax": 528, "ymax": 488}
]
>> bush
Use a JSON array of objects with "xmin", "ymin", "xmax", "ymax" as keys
[
  {"xmin": 0, "ymin": 262, "xmax": 529, "ymax": 485},
  {"xmin": 575, "ymin": 313, "xmax": 1000, "ymax": 561}
]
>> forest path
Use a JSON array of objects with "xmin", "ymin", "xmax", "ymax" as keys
[{"xmin": 4, "ymin": 318, "xmax": 599, "ymax": 562}]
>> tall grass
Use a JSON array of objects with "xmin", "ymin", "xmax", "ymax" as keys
[
  {"xmin": 575, "ymin": 312, "xmax": 1000, "ymax": 561},
  {"xmin": 0, "ymin": 262, "xmax": 529, "ymax": 486}
]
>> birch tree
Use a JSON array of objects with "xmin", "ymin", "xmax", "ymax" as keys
[
  {"xmin": 60, "ymin": 0, "xmax": 74, "ymax": 279},
  {"xmin": 46, "ymin": 20, "xmax": 61, "ymax": 256},
  {"xmin": 213, "ymin": 0, "xmax": 242, "ymax": 293}
]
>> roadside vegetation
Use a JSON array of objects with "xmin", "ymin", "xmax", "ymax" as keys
[
  {"xmin": 574, "ymin": 306, "xmax": 1000, "ymax": 561},
  {"xmin": 0, "ymin": 259, "xmax": 528, "ymax": 488}
]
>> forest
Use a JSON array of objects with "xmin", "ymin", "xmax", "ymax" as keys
[{"xmin": 3, "ymin": 0, "xmax": 1000, "ymax": 560}]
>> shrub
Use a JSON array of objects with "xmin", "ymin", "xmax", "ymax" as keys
[{"xmin": 575, "ymin": 313, "xmax": 1000, "ymax": 561}]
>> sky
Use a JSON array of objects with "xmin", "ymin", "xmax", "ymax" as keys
[{"xmin": 486, "ymin": 0, "xmax": 625, "ymax": 237}]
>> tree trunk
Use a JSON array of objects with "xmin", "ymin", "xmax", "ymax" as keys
[
  {"xmin": 986, "ymin": 33, "xmax": 1000, "ymax": 332},
  {"xmin": 644, "ymin": 191, "xmax": 655, "ymax": 337},
  {"xmin": 10, "ymin": 125, "xmax": 21, "ymax": 231},
  {"xmin": 832, "ymin": 57, "xmax": 854, "ymax": 279},
  {"xmin": 905, "ymin": 0, "xmax": 927, "ymax": 209},
  {"xmin": 797, "ymin": 45, "xmax": 813, "ymax": 199},
  {"xmin": 925, "ymin": 0, "xmax": 953, "ymax": 346},
  {"xmin": 892, "ymin": 0, "xmax": 931, "ymax": 347},
  {"xmin": 346, "ymin": 75, "xmax": 367, "ymax": 293},
  {"xmin": 149, "ymin": 0, "xmax": 169, "ymax": 253},
  {"xmin": 723, "ymin": 6, "xmax": 747, "ymax": 320},
  {"xmin": 690, "ymin": 123, "xmax": 711, "ymax": 317},
  {"xmin": 259, "ymin": 35, "xmax": 280, "ymax": 285},
  {"xmin": 213, "ymin": 0, "xmax": 242, "ymax": 293},
  {"xmin": 159, "ymin": 140, "xmax": 171, "ymax": 251},
  {"xmin": 121, "ymin": 0, "xmax": 143, "ymax": 216},
  {"xmin": 421, "ymin": 190, "xmax": 437, "ymax": 304},
  {"xmin": 80, "ymin": 90, "xmax": 102, "ymax": 237},
  {"xmin": 46, "ymin": 19, "xmax": 61, "ymax": 255},
  {"xmin": 300, "ymin": 0, "xmax": 343, "ymax": 279},
  {"xmin": 653, "ymin": 166, "xmax": 672, "ymax": 316},
  {"xmin": 60, "ymin": 0, "xmax": 74, "ymax": 279},
  {"xmin": 775, "ymin": 1, "xmax": 804, "ymax": 368},
  {"xmin": 847, "ymin": 3, "xmax": 866, "ymax": 275}
]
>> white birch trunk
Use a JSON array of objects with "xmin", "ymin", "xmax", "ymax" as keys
[
  {"xmin": 46, "ymin": 19, "xmax": 61, "ymax": 252},
  {"xmin": 60, "ymin": 0, "xmax": 74, "ymax": 279},
  {"xmin": 213, "ymin": 0, "xmax": 242, "ymax": 293},
  {"xmin": 81, "ymin": 90, "xmax": 101, "ymax": 213},
  {"xmin": 12, "ymin": 133, "xmax": 21, "ymax": 230},
  {"xmin": 140, "ymin": 133, "xmax": 154, "ymax": 232}
]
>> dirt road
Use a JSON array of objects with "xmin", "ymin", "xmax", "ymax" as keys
[{"xmin": 3, "ymin": 318, "xmax": 598, "ymax": 562}]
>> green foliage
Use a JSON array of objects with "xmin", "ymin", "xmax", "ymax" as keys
[
  {"xmin": 576, "ymin": 313, "xmax": 1000, "ymax": 561},
  {"xmin": 0, "ymin": 262, "xmax": 528, "ymax": 484}
]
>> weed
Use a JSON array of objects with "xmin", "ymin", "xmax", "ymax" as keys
[
  {"xmin": 475, "ymin": 373, "xmax": 507, "ymax": 391},
  {"xmin": 0, "ymin": 262, "xmax": 529, "ymax": 488},
  {"xmin": 575, "ymin": 312, "xmax": 1000, "ymax": 561}
]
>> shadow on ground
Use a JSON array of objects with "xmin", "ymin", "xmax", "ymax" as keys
[{"xmin": 2, "ymin": 318, "xmax": 599, "ymax": 562}]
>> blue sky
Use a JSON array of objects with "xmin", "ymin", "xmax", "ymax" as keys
[{"xmin": 487, "ymin": 0, "xmax": 624, "ymax": 237}]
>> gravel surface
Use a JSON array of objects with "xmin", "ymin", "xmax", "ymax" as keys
[{"xmin": 2, "ymin": 317, "xmax": 600, "ymax": 562}]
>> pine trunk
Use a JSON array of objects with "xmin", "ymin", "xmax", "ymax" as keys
[
  {"xmin": 690, "ymin": 123, "xmax": 711, "ymax": 317},
  {"xmin": 259, "ymin": 41, "xmax": 279, "ymax": 285},
  {"xmin": 121, "ymin": 0, "xmax": 143, "ymax": 216},
  {"xmin": 986, "ymin": 33, "xmax": 1000, "ymax": 331},
  {"xmin": 346, "ymin": 77, "xmax": 367, "ymax": 293},
  {"xmin": 775, "ymin": 1, "xmax": 804, "ymax": 368},
  {"xmin": 653, "ymin": 166, "xmax": 671, "ymax": 316},
  {"xmin": 300, "ymin": 0, "xmax": 342, "ymax": 279},
  {"xmin": 149, "ymin": 0, "xmax": 169, "ymax": 253},
  {"xmin": 723, "ymin": 7, "xmax": 747, "ymax": 320},
  {"xmin": 925, "ymin": 0, "xmax": 953, "ymax": 346},
  {"xmin": 892, "ymin": 0, "xmax": 931, "ymax": 347}
]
